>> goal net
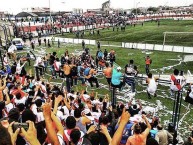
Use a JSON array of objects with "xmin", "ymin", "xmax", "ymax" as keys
[{"xmin": 163, "ymin": 32, "xmax": 193, "ymax": 47}]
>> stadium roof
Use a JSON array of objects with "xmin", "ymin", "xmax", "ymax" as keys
[{"xmin": 15, "ymin": 12, "xmax": 38, "ymax": 17}]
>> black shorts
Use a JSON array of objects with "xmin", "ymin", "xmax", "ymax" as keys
[{"xmin": 106, "ymin": 78, "xmax": 111, "ymax": 85}]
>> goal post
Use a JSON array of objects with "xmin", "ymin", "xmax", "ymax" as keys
[{"xmin": 163, "ymin": 32, "xmax": 193, "ymax": 48}]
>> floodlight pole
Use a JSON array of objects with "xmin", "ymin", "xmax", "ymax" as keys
[
  {"xmin": 172, "ymin": 91, "xmax": 183, "ymax": 145},
  {"xmin": 49, "ymin": 0, "xmax": 53, "ymax": 38},
  {"xmin": 136, "ymin": 2, "xmax": 140, "ymax": 19},
  {"xmin": 163, "ymin": 32, "xmax": 166, "ymax": 50}
]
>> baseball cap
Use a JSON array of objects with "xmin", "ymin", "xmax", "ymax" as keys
[{"xmin": 117, "ymin": 67, "xmax": 121, "ymax": 70}]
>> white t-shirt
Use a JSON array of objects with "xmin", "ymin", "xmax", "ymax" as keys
[
  {"xmin": 56, "ymin": 110, "xmax": 68, "ymax": 121},
  {"xmin": 54, "ymin": 61, "xmax": 61, "ymax": 71},
  {"xmin": 58, "ymin": 106, "xmax": 69, "ymax": 116},
  {"xmin": 14, "ymin": 97, "xmax": 28, "ymax": 105},
  {"xmin": 170, "ymin": 75, "xmax": 186, "ymax": 91},
  {"xmin": 34, "ymin": 57, "xmax": 43, "ymax": 67},
  {"xmin": 83, "ymin": 94, "xmax": 90, "ymax": 101},
  {"xmin": 189, "ymin": 85, "xmax": 193, "ymax": 99},
  {"xmin": 6, "ymin": 103, "xmax": 14, "ymax": 113},
  {"xmin": 147, "ymin": 78, "xmax": 157, "ymax": 94},
  {"xmin": 3, "ymin": 57, "xmax": 8, "ymax": 66},
  {"xmin": 8, "ymin": 44, "xmax": 17, "ymax": 53},
  {"xmin": 36, "ymin": 112, "xmax": 44, "ymax": 123},
  {"xmin": 31, "ymin": 104, "xmax": 37, "ymax": 115},
  {"xmin": 57, "ymin": 133, "xmax": 65, "ymax": 145}
]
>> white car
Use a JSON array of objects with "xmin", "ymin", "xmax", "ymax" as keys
[{"xmin": 12, "ymin": 38, "xmax": 24, "ymax": 50}]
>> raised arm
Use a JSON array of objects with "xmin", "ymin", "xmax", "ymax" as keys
[
  {"xmin": 141, "ymin": 114, "xmax": 151, "ymax": 137},
  {"xmin": 137, "ymin": 99, "xmax": 142, "ymax": 110},
  {"xmin": 63, "ymin": 95, "xmax": 71, "ymax": 110},
  {"xmin": 100, "ymin": 125, "xmax": 112, "ymax": 144},
  {"xmin": 43, "ymin": 103, "xmax": 60, "ymax": 145},
  {"xmin": 110, "ymin": 108, "xmax": 130, "ymax": 145},
  {"xmin": 4, "ymin": 88, "xmax": 10, "ymax": 105},
  {"xmin": 0, "ymin": 78, "xmax": 6, "ymax": 90},
  {"xmin": 53, "ymin": 95, "xmax": 63, "ymax": 115},
  {"xmin": 51, "ymin": 112, "xmax": 64, "ymax": 136}
]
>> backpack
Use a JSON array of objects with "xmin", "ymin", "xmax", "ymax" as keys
[
  {"xmin": 70, "ymin": 66, "xmax": 77, "ymax": 76},
  {"xmin": 84, "ymin": 68, "xmax": 91, "ymax": 76},
  {"xmin": 115, "ymin": 123, "xmax": 133, "ymax": 144}
]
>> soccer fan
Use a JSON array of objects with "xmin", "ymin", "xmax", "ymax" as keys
[
  {"xmin": 126, "ymin": 114, "xmax": 151, "ymax": 145},
  {"xmin": 8, "ymin": 42, "xmax": 17, "ymax": 61},
  {"xmin": 103, "ymin": 62, "xmax": 112, "ymax": 89},
  {"xmin": 170, "ymin": 69, "xmax": 186, "ymax": 94},
  {"xmin": 84, "ymin": 65, "xmax": 99, "ymax": 88},
  {"xmin": 155, "ymin": 124, "xmax": 173, "ymax": 145},
  {"xmin": 145, "ymin": 56, "xmax": 152, "ymax": 75},
  {"xmin": 111, "ymin": 67, "xmax": 123, "ymax": 91},
  {"xmin": 146, "ymin": 73, "xmax": 158, "ymax": 99},
  {"xmin": 124, "ymin": 60, "xmax": 138, "ymax": 93}
]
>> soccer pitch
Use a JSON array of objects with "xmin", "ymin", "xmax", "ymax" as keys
[{"xmin": 57, "ymin": 19, "xmax": 193, "ymax": 47}]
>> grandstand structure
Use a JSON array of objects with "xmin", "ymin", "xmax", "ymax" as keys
[{"xmin": 0, "ymin": 21, "xmax": 15, "ymax": 47}]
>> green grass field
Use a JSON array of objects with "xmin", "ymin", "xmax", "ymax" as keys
[
  {"xmin": 25, "ymin": 41, "xmax": 193, "ymax": 139},
  {"xmin": 57, "ymin": 19, "xmax": 193, "ymax": 46}
]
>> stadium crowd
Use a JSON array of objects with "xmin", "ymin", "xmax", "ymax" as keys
[
  {"xmin": 15, "ymin": 13, "xmax": 142, "ymax": 39},
  {"xmin": 0, "ymin": 39, "xmax": 193, "ymax": 145}
]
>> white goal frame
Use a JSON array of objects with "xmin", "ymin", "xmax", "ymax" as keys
[{"xmin": 163, "ymin": 32, "xmax": 193, "ymax": 48}]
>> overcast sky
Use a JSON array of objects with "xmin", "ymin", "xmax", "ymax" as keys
[{"xmin": 0, "ymin": 0, "xmax": 192, "ymax": 14}]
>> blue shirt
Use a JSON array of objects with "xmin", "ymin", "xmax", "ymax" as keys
[{"xmin": 111, "ymin": 69, "xmax": 122, "ymax": 85}]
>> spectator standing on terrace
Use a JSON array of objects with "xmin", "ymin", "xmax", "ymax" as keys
[
  {"xmin": 44, "ymin": 38, "xmax": 46, "ymax": 46},
  {"xmin": 111, "ymin": 67, "xmax": 123, "ymax": 91},
  {"xmin": 124, "ymin": 60, "xmax": 138, "ymax": 93},
  {"xmin": 51, "ymin": 37, "xmax": 54, "ymax": 46},
  {"xmin": 58, "ymin": 39, "xmax": 60, "ymax": 48},
  {"xmin": 0, "ymin": 36, "xmax": 2, "ymax": 46},
  {"xmin": 126, "ymin": 114, "xmax": 151, "ymax": 145},
  {"xmin": 104, "ymin": 49, "xmax": 108, "ymax": 60},
  {"xmin": 158, "ymin": 20, "xmax": 160, "ymax": 27},
  {"xmin": 170, "ymin": 69, "xmax": 186, "ymax": 94},
  {"xmin": 185, "ymin": 84, "xmax": 193, "ymax": 104},
  {"xmin": 29, "ymin": 33, "xmax": 33, "ymax": 42},
  {"xmin": 155, "ymin": 124, "xmax": 173, "ymax": 145},
  {"xmin": 82, "ymin": 40, "xmax": 85, "ymax": 50},
  {"xmin": 97, "ymin": 29, "xmax": 100, "ymax": 35},
  {"xmin": 117, "ymin": 26, "xmax": 119, "ymax": 31},
  {"xmin": 96, "ymin": 50, "xmax": 100, "ymax": 68},
  {"xmin": 145, "ymin": 56, "xmax": 152, "ymax": 75},
  {"xmin": 48, "ymin": 39, "xmax": 51, "ymax": 48},
  {"xmin": 38, "ymin": 37, "xmax": 41, "ymax": 46},
  {"xmin": 84, "ymin": 65, "xmax": 99, "ymax": 88},
  {"xmin": 34, "ymin": 56, "xmax": 44, "ymax": 79},
  {"xmin": 63, "ymin": 60, "xmax": 73, "ymax": 92},
  {"xmin": 103, "ymin": 62, "xmax": 112, "ymax": 89},
  {"xmin": 97, "ymin": 41, "xmax": 101, "ymax": 50},
  {"xmin": 31, "ymin": 40, "xmax": 35, "ymax": 51},
  {"xmin": 146, "ymin": 73, "xmax": 158, "ymax": 99},
  {"xmin": 8, "ymin": 42, "xmax": 17, "ymax": 61}
]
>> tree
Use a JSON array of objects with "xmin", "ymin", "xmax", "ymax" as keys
[
  {"xmin": 131, "ymin": 8, "xmax": 141, "ymax": 14},
  {"xmin": 147, "ymin": 7, "xmax": 159, "ymax": 13}
]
